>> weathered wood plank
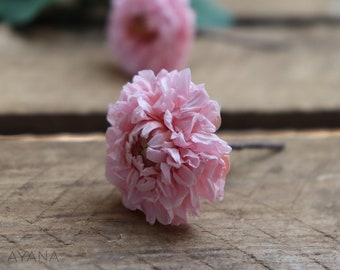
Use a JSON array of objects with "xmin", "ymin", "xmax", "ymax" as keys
[
  {"xmin": 218, "ymin": 0, "xmax": 340, "ymax": 18},
  {"xmin": 193, "ymin": 25, "xmax": 340, "ymax": 112},
  {"xmin": 0, "ymin": 26, "xmax": 125, "ymax": 115},
  {"xmin": 0, "ymin": 131, "xmax": 339, "ymax": 269},
  {"xmin": 0, "ymin": 26, "xmax": 340, "ymax": 134},
  {"xmin": 0, "ymin": 25, "xmax": 340, "ymax": 132}
]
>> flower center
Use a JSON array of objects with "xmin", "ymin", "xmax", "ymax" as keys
[
  {"xmin": 128, "ymin": 15, "xmax": 158, "ymax": 43},
  {"xmin": 131, "ymin": 136, "xmax": 155, "ymax": 167}
]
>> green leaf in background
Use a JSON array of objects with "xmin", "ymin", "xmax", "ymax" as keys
[
  {"xmin": 0, "ymin": 0, "xmax": 59, "ymax": 25},
  {"xmin": 190, "ymin": 0, "xmax": 234, "ymax": 29}
]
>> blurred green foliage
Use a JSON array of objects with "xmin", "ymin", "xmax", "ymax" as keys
[
  {"xmin": 0, "ymin": 0, "xmax": 59, "ymax": 25},
  {"xmin": 0, "ymin": 0, "xmax": 233, "ymax": 28},
  {"xmin": 191, "ymin": 0, "xmax": 234, "ymax": 29}
]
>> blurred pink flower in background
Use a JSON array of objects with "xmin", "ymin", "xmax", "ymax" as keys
[
  {"xmin": 106, "ymin": 69, "xmax": 231, "ymax": 225},
  {"xmin": 107, "ymin": 0, "xmax": 195, "ymax": 75}
]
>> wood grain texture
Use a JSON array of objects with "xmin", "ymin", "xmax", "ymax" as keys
[{"xmin": 0, "ymin": 131, "xmax": 339, "ymax": 269}]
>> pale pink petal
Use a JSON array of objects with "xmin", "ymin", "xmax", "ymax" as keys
[
  {"xmin": 140, "ymin": 121, "xmax": 163, "ymax": 138},
  {"xmin": 159, "ymin": 185, "xmax": 188, "ymax": 209},
  {"xmin": 181, "ymin": 148, "xmax": 200, "ymax": 168},
  {"xmin": 146, "ymin": 148, "xmax": 167, "ymax": 164},
  {"xmin": 163, "ymin": 109, "xmax": 174, "ymax": 131},
  {"xmin": 182, "ymin": 88, "xmax": 210, "ymax": 112},
  {"xmin": 142, "ymin": 201, "xmax": 156, "ymax": 224},
  {"xmin": 171, "ymin": 131, "xmax": 190, "ymax": 148},
  {"xmin": 155, "ymin": 202, "xmax": 174, "ymax": 225},
  {"xmin": 141, "ymin": 167, "xmax": 158, "ymax": 177},
  {"xmin": 174, "ymin": 68, "xmax": 191, "ymax": 97},
  {"xmin": 136, "ymin": 177, "xmax": 156, "ymax": 192},
  {"xmin": 160, "ymin": 162, "xmax": 172, "ymax": 185},
  {"xmin": 131, "ymin": 106, "xmax": 150, "ymax": 123},
  {"xmin": 173, "ymin": 165, "xmax": 195, "ymax": 187},
  {"xmin": 191, "ymin": 133, "xmax": 232, "ymax": 155},
  {"xmin": 148, "ymin": 130, "xmax": 170, "ymax": 148}
]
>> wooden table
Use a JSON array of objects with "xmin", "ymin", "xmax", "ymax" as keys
[
  {"xmin": 1, "ymin": 19, "xmax": 340, "ymax": 133},
  {"xmin": 0, "ymin": 131, "xmax": 338, "ymax": 269},
  {"xmin": 0, "ymin": 1, "xmax": 339, "ymax": 268}
]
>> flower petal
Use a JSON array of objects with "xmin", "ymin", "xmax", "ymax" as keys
[
  {"xmin": 146, "ymin": 148, "xmax": 167, "ymax": 163},
  {"xmin": 155, "ymin": 202, "xmax": 173, "ymax": 225},
  {"xmin": 163, "ymin": 109, "xmax": 174, "ymax": 131},
  {"xmin": 173, "ymin": 165, "xmax": 195, "ymax": 187},
  {"xmin": 141, "ymin": 121, "xmax": 163, "ymax": 138}
]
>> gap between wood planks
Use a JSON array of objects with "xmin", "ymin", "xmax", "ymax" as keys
[
  {"xmin": 234, "ymin": 17, "xmax": 340, "ymax": 27},
  {"xmin": 0, "ymin": 111, "xmax": 340, "ymax": 135}
]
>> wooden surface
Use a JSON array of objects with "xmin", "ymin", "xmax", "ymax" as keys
[
  {"xmin": 0, "ymin": 26, "xmax": 125, "ymax": 115},
  {"xmin": 1, "ymin": 2, "xmax": 339, "ymax": 268},
  {"xmin": 1, "ymin": 24, "xmax": 340, "ymax": 133},
  {"xmin": 0, "ymin": 131, "xmax": 339, "ymax": 269},
  {"xmin": 193, "ymin": 26, "xmax": 340, "ymax": 112},
  {"xmin": 1, "ymin": 25, "xmax": 340, "ymax": 115},
  {"xmin": 218, "ymin": 0, "xmax": 340, "ymax": 19},
  {"xmin": 1, "ymin": 0, "xmax": 340, "ymax": 133}
]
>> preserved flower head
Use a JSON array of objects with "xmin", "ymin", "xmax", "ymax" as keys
[
  {"xmin": 106, "ymin": 69, "xmax": 231, "ymax": 225},
  {"xmin": 107, "ymin": 0, "xmax": 195, "ymax": 75}
]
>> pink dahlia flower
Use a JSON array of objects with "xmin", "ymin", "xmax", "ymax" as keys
[
  {"xmin": 106, "ymin": 69, "xmax": 231, "ymax": 225},
  {"xmin": 107, "ymin": 0, "xmax": 195, "ymax": 75}
]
